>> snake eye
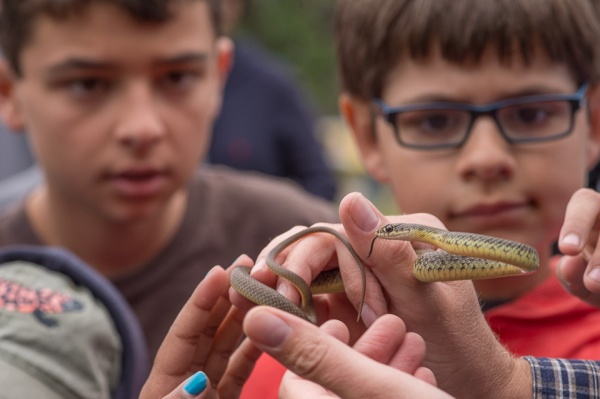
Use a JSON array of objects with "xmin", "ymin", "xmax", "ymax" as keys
[{"xmin": 384, "ymin": 224, "xmax": 394, "ymax": 233}]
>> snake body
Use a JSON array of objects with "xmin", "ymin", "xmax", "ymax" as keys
[
  {"xmin": 230, "ymin": 223, "xmax": 539, "ymax": 324},
  {"xmin": 373, "ymin": 223, "xmax": 539, "ymax": 282},
  {"xmin": 230, "ymin": 226, "xmax": 364, "ymax": 324}
]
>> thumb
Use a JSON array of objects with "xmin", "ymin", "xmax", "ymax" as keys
[
  {"xmin": 338, "ymin": 193, "xmax": 441, "ymax": 317},
  {"xmin": 243, "ymin": 306, "xmax": 449, "ymax": 399}
]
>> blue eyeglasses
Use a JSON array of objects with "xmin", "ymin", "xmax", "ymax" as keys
[{"xmin": 373, "ymin": 84, "xmax": 589, "ymax": 150}]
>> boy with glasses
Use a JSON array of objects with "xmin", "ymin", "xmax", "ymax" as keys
[{"xmin": 238, "ymin": 0, "xmax": 600, "ymax": 397}]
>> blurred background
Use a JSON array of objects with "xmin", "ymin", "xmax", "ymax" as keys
[
  {"xmin": 240, "ymin": 0, "xmax": 338, "ymax": 114},
  {"xmin": 237, "ymin": 0, "xmax": 397, "ymax": 212}
]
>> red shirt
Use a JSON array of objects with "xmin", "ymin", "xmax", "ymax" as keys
[
  {"xmin": 241, "ymin": 355, "xmax": 283, "ymax": 399},
  {"xmin": 241, "ymin": 256, "xmax": 600, "ymax": 398},
  {"xmin": 485, "ymin": 256, "xmax": 600, "ymax": 358}
]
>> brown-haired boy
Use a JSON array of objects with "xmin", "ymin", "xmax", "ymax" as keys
[
  {"xmin": 0, "ymin": 0, "xmax": 337, "ymax": 377},
  {"xmin": 240, "ymin": 0, "xmax": 600, "ymax": 397},
  {"xmin": 336, "ymin": 0, "xmax": 600, "ymax": 356}
]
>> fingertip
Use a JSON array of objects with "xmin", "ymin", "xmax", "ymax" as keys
[
  {"xmin": 250, "ymin": 258, "xmax": 267, "ymax": 274},
  {"xmin": 207, "ymin": 265, "xmax": 224, "ymax": 275},
  {"xmin": 244, "ymin": 307, "xmax": 292, "ymax": 350},
  {"xmin": 342, "ymin": 192, "xmax": 381, "ymax": 233},
  {"xmin": 555, "ymin": 255, "xmax": 592, "ymax": 298},
  {"xmin": 414, "ymin": 367, "xmax": 438, "ymax": 387},
  {"xmin": 319, "ymin": 319, "xmax": 350, "ymax": 343},
  {"xmin": 585, "ymin": 267, "xmax": 600, "ymax": 294},
  {"xmin": 229, "ymin": 287, "xmax": 257, "ymax": 312},
  {"xmin": 559, "ymin": 233, "xmax": 582, "ymax": 253},
  {"xmin": 183, "ymin": 371, "xmax": 208, "ymax": 396},
  {"xmin": 360, "ymin": 303, "xmax": 377, "ymax": 327}
]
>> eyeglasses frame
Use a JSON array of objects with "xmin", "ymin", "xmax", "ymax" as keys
[{"xmin": 372, "ymin": 84, "xmax": 589, "ymax": 150}]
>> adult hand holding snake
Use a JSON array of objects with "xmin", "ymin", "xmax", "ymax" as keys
[{"xmin": 229, "ymin": 192, "xmax": 533, "ymax": 399}]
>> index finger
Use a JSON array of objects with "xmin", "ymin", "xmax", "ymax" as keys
[
  {"xmin": 140, "ymin": 266, "xmax": 232, "ymax": 398},
  {"xmin": 559, "ymin": 188, "xmax": 600, "ymax": 255}
]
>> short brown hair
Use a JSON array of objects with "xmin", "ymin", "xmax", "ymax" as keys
[
  {"xmin": 0, "ymin": 0, "xmax": 222, "ymax": 76},
  {"xmin": 334, "ymin": 0, "xmax": 600, "ymax": 100}
]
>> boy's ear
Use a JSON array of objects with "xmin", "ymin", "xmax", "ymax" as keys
[
  {"xmin": 339, "ymin": 93, "xmax": 390, "ymax": 183},
  {"xmin": 0, "ymin": 60, "xmax": 25, "ymax": 133},
  {"xmin": 215, "ymin": 36, "xmax": 234, "ymax": 90},
  {"xmin": 586, "ymin": 84, "xmax": 600, "ymax": 169}
]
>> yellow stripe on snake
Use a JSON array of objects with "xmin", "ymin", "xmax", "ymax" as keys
[{"xmin": 230, "ymin": 223, "xmax": 539, "ymax": 324}]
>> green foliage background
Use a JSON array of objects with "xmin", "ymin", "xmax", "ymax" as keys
[
  {"xmin": 239, "ymin": 0, "xmax": 338, "ymax": 115},
  {"xmin": 235, "ymin": 1, "xmax": 398, "ymax": 213}
]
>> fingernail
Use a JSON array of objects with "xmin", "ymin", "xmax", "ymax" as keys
[
  {"xmin": 588, "ymin": 267, "xmax": 600, "ymax": 284},
  {"xmin": 231, "ymin": 254, "xmax": 245, "ymax": 265},
  {"xmin": 249, "ymin": 309, "xmax": 292, "ymax": 349},
  {"xmin": 352, "ymin": 194, "xmax": 379, "ymax": 232},
  {"xmin": 276, "ymin": 281, "xmax": 288, "ymax": 297},
  {"xmin": 184, "ymin": 371, "xmax": 208, "ymax": 395},
  {"xmin": 252, "ymin": 259, "xmax": 267, "ymax": 273},
  {"xmin": 561, "ymin": 233, "xmax": 581, "ymax": 248},
  {"xmin": 360, "ymin": 303, "xmax": 377, "ymax": 327}
]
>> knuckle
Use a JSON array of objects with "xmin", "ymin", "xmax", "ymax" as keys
[
  {"xmin": 380, "ymin": 240, "xmax": 416, "ymax": 266},
  {"xmin": 288, "ymin": 335, "xmax": 333, "ymax": 379}
]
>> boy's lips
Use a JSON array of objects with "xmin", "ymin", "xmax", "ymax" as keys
[
  {"xmin": 451, "ymin": 201, "xmax": 531, "ymax": 220},
  {"xmin": 107, "ymin": 168, "xmax": 169, "ymax": 198}
]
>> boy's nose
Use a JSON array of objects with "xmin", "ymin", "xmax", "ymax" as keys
[
  {"xmin": 456, "ymin": 117, "xmax": 517, "ymax": 181},
  {"xmin": 114, "ymin": 85, "xmax": 166, "ymax": 153}
]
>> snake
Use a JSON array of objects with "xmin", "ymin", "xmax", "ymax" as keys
[{"xmin": 230, "ymin": 223, "xmax": 539, "ymax": 324}]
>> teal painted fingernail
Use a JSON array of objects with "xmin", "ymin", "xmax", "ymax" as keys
[{"xmin": 184, "ymin": 371, "xmax": 207, "ymax": 395}]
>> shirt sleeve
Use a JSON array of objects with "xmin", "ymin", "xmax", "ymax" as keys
[{"xmin": 524, "ymin": 356, "xmax": 600, "ymax": 398}]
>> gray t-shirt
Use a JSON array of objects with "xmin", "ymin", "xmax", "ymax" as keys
[{"xmin": 0, "ymin": 166, "xmax": 338, "ymax": 356}]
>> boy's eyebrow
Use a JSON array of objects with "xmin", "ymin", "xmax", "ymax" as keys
[
  {"xmin": 45, "ymin": 53, "xmax": 210, "ymax": 76},
  {"xmin": 398, "ymin": 86, "xmax": 575, "ymax": 105},
  {"xmin": 46, "ymin": 58, "xmax": 117, "ymax": 76},
  {"xmin": 153, "ymin": 53, "xmax": 210, "ymax": 66}
]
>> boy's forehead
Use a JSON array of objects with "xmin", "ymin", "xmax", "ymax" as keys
[
  {"xmin": 334, "ymin": 0, "xmax": 600, "ymax": 100},
  {"xmin": 382, "ymin": 44, "xmax": 578, "ymax": 102},
  {"xmin": 22, "ymin": 1, "xmax": 216, "ymax": 66},
  {"xmin": 382, "ymin": 40, "xmax": 575, "ymax": 89},
  {"xmin": 29, "ymin": 1, "xmax": 214, "ymax": 42}
]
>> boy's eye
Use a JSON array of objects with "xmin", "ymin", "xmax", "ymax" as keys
[
  {"xmin": 423, "ymin": 114, "xmax": 454, "ymax": 130},
  {"xmin": 401, "ymin": 110, "xmax": 466, "ymax": 135},
  {"xmin": 511, "ymin": 106, "xmax": 553, "ymax": 124},
  {"xmin": 159, "ymin": 70, "xmax": 201, "ymax": 94},
  {"xmin": 58, "ymin": 77, "xmax": 111, "ymax": 101},
  {"xmin": 502, "ymin": 102, "xmax": 565, "ymax": 128}
]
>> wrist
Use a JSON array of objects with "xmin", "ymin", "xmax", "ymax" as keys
[{"xmin": 491, "ymin": 357, "xmax": 532, "ymax": 399}]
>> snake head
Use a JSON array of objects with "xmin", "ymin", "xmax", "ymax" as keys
[
  {"xmin": 368, "ymin": 224, "xmax": 395, "ymax": 257},
  {"xmin": 375, "ymin": 223, "xmax": 396, "ymax": 237}
]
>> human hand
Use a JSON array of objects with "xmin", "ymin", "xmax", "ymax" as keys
[
  {"xmin": 335, "ymin": 193, "xmax": 535, "ymax": 398},
  {"xmin": 229, "ymin": 224, "xmax": 374, "ymax": 341},
  {"xmin": 557, "ymin": 188, "xmax": 600, "ymax": 307},
  {"xmin": 231, "ymin": 192, "xmax": 531, "ymax": 398},
  {"xmin": 139, "ymin": 257, "xmax": 261, "ymax": 399},
  {"xmin": 243, "ymin": 306, "xmax": 450, "ymax": 399}
]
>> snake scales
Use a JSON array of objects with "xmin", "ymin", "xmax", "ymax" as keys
[{"xmin": 230, "ymin": 223, "xmax": 539, "ymax": 324}]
